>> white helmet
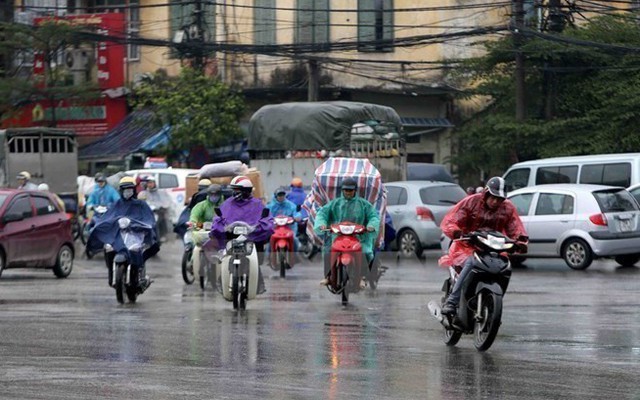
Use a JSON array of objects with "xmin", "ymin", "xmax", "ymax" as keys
[
  {"xmin": 38, "ymin": 183, "xmax": 50, "ymax": 191},
  {"xmin": 230, "ymin": 175, "xmax": 254, "ymax": 190}
]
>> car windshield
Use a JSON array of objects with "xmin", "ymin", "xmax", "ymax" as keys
[
  {"xmin": 592, "ymin": 189, "xmax": 638, "ymax": 212},
  {"xmin": 419, "ymin": 185, "xmax": 466, "ymax": 206},
  {"xmin": 0, "ymin": 194, "xmax": 7, "ymax": 208}
]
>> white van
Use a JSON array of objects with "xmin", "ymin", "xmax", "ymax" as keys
[
  {"xmin": 503, "ymin": 153, "xmax": 640, "ymax": 191},
  {"xmin": 125, "ymin": 168, "xmax": 199, "ymax": 223}
]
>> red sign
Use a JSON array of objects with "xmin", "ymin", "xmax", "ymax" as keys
[{"xmin": 4, "ymin": 13, "xmax": 127, "ymax": 137}]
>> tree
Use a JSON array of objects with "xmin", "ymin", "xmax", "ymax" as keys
[
  {"xmin": 131, "ymin": 67, "xmax": 246, "ymax": 159},
  {"xmin": 450, "ymin": 15, "xmax": 640, "ymax": 179},
  {"xmin": 0, "ymin": 20, "xmax": 99, "ymax": 125}
]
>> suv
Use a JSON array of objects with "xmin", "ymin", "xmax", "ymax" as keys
[
  {"xmin": 0, "ymin": 189, "xmax": 74, "ymax": 278},
  {"xmin": 386, "ymin": 181, "xmax": 466, "ymax": 258},
  {"xmin": 509, "ymin": 184, "xmax": 640, "ymax": 269}
]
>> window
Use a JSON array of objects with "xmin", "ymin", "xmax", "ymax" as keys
[
  {"xmin": 535, "ymin": 193, "xmax": 571, "ymax": 216},
  {"xmin": 593, "ymin": 189, "xmax": 638, "ymax": 212},
  {"xmin": 159, "ymin": 173, "xmax": 179, "ymax": 189},
  {"xmin": 536, "ymin": 166, "xmax": 578, "ymax": 185},
  {"xmin": 387, "ymin": 186, "xmax": 407, "ymax": 206},
  {"xmin": 169, "ymin": 0, "xmax": 216, "ymax": 58},
  {"xmin": 358, "ymin": 0, "xmax": 394, "ymax": 52},
  {"xmin": 580, "ymin": 163, "xmax": 631, "ymax": 187},
  {"xmin": 504, "ymin": 168, "xmax": 530, "ymax": 191},
  {"xmin": 419, "ymin": 186, "xmax": 465, "ymax": 206},
  {"xmin": 32, "ymin": 196, "xmax": 58, "ymax": 216},
  {"xmin": 254, "ymin": 0, "xmax": 276, "ymax": 46},
  {"xmin": 296, "ymin": 0, "xmax": 329, "ymax": 50},
  {"xmin": 509, "ymin": 193, "xmax": 534, "ymax": 216},
  {"xmin": 6, "ymin": 197, "xmax": 33, "ymax": 219}
]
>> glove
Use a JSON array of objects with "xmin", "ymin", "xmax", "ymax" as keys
[
  {"xmin": 366, "ymin": 226, "xmax": 375, "ymax": 232},
  {"xmin": 515, "ymin": 241, "xmax": 528, "ymax": 253},
  {"xmin": 452, "ymin": 229, "xmax": 463, "ymax": 239}
]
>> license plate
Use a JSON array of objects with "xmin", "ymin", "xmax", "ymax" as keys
[{"xmin": 619, "ymin": 219, "xmax": 632, "ymax": 232}]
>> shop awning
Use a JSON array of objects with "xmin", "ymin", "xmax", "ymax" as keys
[
  {"xmin": 78, "ymin": 110, "xmax": 170, "ymax": 161},
  {"xmin": 401, "ymin": 117, "xmax": 454, "ymax": 137}
]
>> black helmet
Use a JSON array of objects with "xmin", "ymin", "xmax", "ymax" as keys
[
  {"xmin": 206, "ymin": 184, "xmax": 222, "ymax": 194},
  {"xmin": 341, "ymin": 177, "xmax": 358, "ymax": 190},
  {"xmin": 95, "ymin": 173, "xmax": 106, "ymax": 183},
  {"xmin": 485, "ymin": 176, "xmax": 507, "ymax": 199}
]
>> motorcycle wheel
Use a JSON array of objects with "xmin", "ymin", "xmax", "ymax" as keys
[
  {"xmin": 126, "ymin": 267, "xmax": 138, "ymax": 303},
  {"xmin": 81, "ymin": 221, "xmax": 90, "ymax": 246},
  {"xmin": 368, "ymin": 260, "xmax": 378, "ymax": 290},
  {"xmin": 340, "ymin": 264, "xmax": 349, "ymax": 305},
  {"xmin": 239, "ymin": 276, "xmax": 247, "ymax": 310},
  {"xmin": 181, "ymin": 249, "xmax": 194, "ymax": 284},
  {"xmin": 199, "ymin": 252, "xmax": 208, "ymax": 290},
  {"xmin": 443, "ymin": 328, "xmax": 463, "ymax": 346},
  {"xmin": 278, "ymin": 248, "xmax": 286, "ymax": 278},
  {"xmin": 232, "ymin": 273, "xmax": 239, "ymax": 310},
  {"xmin": 115, "ymin": 264, "xmax": 126, "ymax": 304},
  {"xmin": 474, "ymin": 290, "xmax": 503, "ymax": 352},
  {"xmin": 209, "ymin": 261, "xmax": 217, "ymax": 292},
  {"xmin": 85, "ymin": 247, "xmax": 94, "ymax": 260}
]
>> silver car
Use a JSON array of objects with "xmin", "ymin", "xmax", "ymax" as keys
[
  {"xmin": 509, "ymin": 184, "xmax": 640, "ymax": 269},
  {"xmin": 386, "ymin": 181, "xmax": 466, "ymax": 258}
]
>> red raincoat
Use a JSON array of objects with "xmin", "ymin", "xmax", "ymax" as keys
[{"xmin": 438, "ymin": 192, "xmax": 528, "ymax": 267}]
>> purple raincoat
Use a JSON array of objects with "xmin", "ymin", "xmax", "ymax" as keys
[{"xmin": 210, "ymin": 197, "xmax": 274, "ymax": 248}]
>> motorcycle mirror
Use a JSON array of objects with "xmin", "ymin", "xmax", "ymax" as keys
[
  {"xmin": 296, "ymin": 204, "xmax": 302, "ymax": 212},
  {"xmin": 261, "ymin": 208, "xmax": 270, "ymax": 218},
  {"xmin": 214, "ymin": 207, "xmax": 222, "ymax": 217}
]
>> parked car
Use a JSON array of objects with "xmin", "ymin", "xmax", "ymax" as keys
[
  {"xmin": 0, "ymin": 189, "xmax": 74, "ymax": 278},
  {"xmin": 508, "ymin": 184, "xmax": 640, "ymax": 269},
  {"xmin": 406, "ymin": 162, "xmax": 455, "ymax": 183},
  {"xmin": 628, "ymin": 183, "xmax": 640, "ymax": 205},
  {"xmin": 385, "ymin": 181, "xmax": 466, "ymax": 258},
  {"xmin": 123, "ymin": 168, "xmax": 199, "ymax": 224}
]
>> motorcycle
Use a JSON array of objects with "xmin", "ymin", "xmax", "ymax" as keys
[
  {"xmin": 322, "ymin": 222, "xmax": 371, "ymax": 305},
  {"xmin": 192, "ymin": 221, "xmax": 221, "ymax": 291},
  {"xmin": 215, "ymin": 207, "xmax": 268, "ymax": 310},
  {"xmin": 427, "ymin": 230, "xmax": 518, "ymax": 351},
  {"xmin": 270, "ymin": 215, "xmax": 295, "ymax": 278},
  {"xmin": 103, "ymin": 217, "xmax": 155, "ymax": 304},
  {"xmin": 297, "ymin": 216, "xmax": 320, "ymax": 260},
  {"xmin": 149, "ymin": 204, "xmax": 170, "ymax": 242},
  {"xmin": 83, "ymin": 205, "xmax": 108, "ymax": 259}
]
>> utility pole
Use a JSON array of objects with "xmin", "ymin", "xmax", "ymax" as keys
[
  {"xmin": 514, "ymin": 0, "xmax": 526, "ymax": 121},
  {"xmin": 308, "ymin": 59, "xmax": 320, "ymax": 102},
  {"xmin": 543, "ymin": 0, "xmax": 564, "ymax": 119}
]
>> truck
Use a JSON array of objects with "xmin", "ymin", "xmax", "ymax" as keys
[
  {"xmin": 0, "ymin": 127, "xmax": 79, "ymax": 209},
  {"xmin": 247, "ymin": 101, "xmax": 406, "ymax": 199}
]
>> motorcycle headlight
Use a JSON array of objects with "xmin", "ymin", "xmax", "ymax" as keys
[
  {"xmin": 118, "ymin": 217, "xmax": 131, "ymax": 229},
  {"xmin": 478, "ymin": 234, "xmax": 514, "ymax": 250},
  {"xmin": 274, "ymin": 217, "xmax": 289, "ymax": 226},
  {"xmin": 338, "ymin": 224, "xmax": 355, "ymax": 235},
  {"xmin": 233, "ymin": 225, "xmax": 249, "ymax": 235}
]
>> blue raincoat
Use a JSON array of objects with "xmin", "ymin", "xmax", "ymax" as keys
[{"xmin": 86, "ymin": 184, "xmax": 120, "ymax": 208}]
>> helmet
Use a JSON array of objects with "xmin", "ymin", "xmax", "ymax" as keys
[
  {"xmin": 119, "ymin": 176, "xmax": 137, "ymax": 190},
  {"xmin": 140, "ymin": 174, "xmax": 155, "ymax": 182},
  {"xmin": 17, "ymin": 171, "xmax": 31, "ymax": 180},
  {"xmin": 274, "ymin": 187, "xmax": 287, "ymax": 196},
  {"xmin": 206, "ymin": 184, "xmax": 222, "ymax": 194},
  {"xmin": 38, "ymin": 183, "xmax": 49, "ymax": 191},
  {"xmin": 341, "ymin": 177, "xmax": 358, "ymax": 190},
  {"xmin": 94, "ymin": 173, "xmax": 106, "ymax": 182},
  {"xmin": 198, "ymin": 178, "xmax": 212, "ymax": 190},
  {"xmin": 230, "ymin": 175, "xmax": 254, "ymax": 190},
  {"xmin": 485, "ymin": 176, "xmax": 507, "ymax": 199},
  {"xmin": 291, "ymin": 177, "xmax": 303, "ymax": 188}
]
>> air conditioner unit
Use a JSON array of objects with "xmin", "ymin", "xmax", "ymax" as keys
[{"xmin": 65, "ymin": 49, "xmax": 90, "ymax": 71}]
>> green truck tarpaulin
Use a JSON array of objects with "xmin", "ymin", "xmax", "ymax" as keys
[{"xmin": 248, "ymin": 101, "xmax": 402, "ymax": 151}]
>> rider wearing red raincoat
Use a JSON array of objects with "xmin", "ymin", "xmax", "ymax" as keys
[{"xmin": 439, "ymin": 176, "xmax": 528, "ymax": 315}]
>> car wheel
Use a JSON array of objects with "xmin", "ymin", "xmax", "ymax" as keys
[
  {"xmin": 562, "ymin": 238, "xmax": 593, "ymax": 270},
  {"xmin": 0, "ymin": 249, "xmax": 5, "ymax": 278},
  {"xmin": 397, "ymin": 229, "xmax": 424, "ymax": 259},
  {"xmin": 53, "ymin": 244, "xmax": 74, "ymax": 278},
  {"xmin": 614, "ymin": 254, "xmax": 640, "ymax": 267}
]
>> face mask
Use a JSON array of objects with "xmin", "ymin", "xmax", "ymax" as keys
[
  {"xmin": 209, "ymin": 194, "xmax": 220, "ymax": 203},
  {"xmin": 122, "ymin": 188, "xmax": 134, "ymax": 200},
  {"xmin": 233, "ymin": 190, "xmax": 243, "ymax": 200}
]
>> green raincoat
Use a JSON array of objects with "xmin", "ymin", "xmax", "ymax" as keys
[
  {"xmin": 314, "ymin": 194, "xmax": 380, "ymax": 262},
  {"xmin": 190, "ymin": 196, "xmax": 223, "ymax": 225}
]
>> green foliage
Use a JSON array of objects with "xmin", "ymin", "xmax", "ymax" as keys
[
  {"xmin": 131, "ymin": 68, "xmax": 246, "ymax": 153},
  {"xmin": 451, "ymin": 15, "xmax": 640, "ymax": 178}
]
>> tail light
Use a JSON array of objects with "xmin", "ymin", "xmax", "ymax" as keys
[
  {"xmin": 416, "ymin": 206, "xmax": 435, "ymax": 221},
  {"xmin": 589, "ymin": 213, "xmax": 608, "ymax": 226}
]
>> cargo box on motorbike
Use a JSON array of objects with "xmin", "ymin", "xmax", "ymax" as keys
[
  {"xmin": 185, "ymin": 168, "xmax": 265, "ymax": 204},
  {"xmin": 303, "ymin": 157, "xmax": 387, "ymax": 248}
]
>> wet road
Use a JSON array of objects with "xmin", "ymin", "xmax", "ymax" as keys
[{"xmin": 1, "ymin": 239, "xmax": 639, "ymax": 399}]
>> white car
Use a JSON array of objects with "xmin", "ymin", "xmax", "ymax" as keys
[{"xmin": 125, "ymin": 168, "xmax": 199, "ymax": 223}]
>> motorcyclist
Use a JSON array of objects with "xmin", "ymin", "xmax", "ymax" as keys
[
  {"xmin": 189, "ymin": 184, "xmax": 223, "ymax": 228},
  {"xmin": 210, "ymin": 175, "xmax": 273, "ymax": 294},
  {"xmin": 313, "ymin": 177, "xmax": 380, "ymax": 287},
  {"xmin": 439, "ymin": 176, "xmax": 528, "ymax": 316},
  {"xmin": 37, "ymin": 183, "xmax": 66, "ymax": 211},
  {"xmin": 266, "ymin": 187, "xmax": 301, "ymax": 260},
  {"xmin": 16, "ymin": 171, "xmax": 38, "ymax": 190},
  {"xmin": 87, "ymin": 176, "xmax": 159, "ymax": 290},
  {"xmin": 85, "ymin": 173, "xmax": 120, "ymax": 210},
  {"xmin": 286, "ymin": 177, "xmax": 306, "ymax": 207},
  {"xmin": 138, "ymin": 175, "xmax": 174, "ymax": 242},
  {"xmin": 174, "ymin": 178, "xmax": 212, "ymax": 239}
]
